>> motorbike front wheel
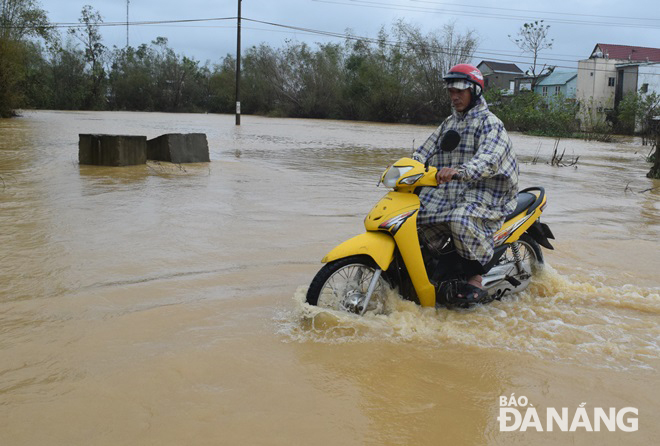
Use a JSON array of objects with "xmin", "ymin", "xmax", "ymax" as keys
[{"xmin": 306, "ymin": 255, "xmax": 392, "ymax": 315}]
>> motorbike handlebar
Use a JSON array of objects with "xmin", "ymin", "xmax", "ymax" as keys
[{"xmin": 434, "ymin": 168, "xmax": 463, "ymax": 184}]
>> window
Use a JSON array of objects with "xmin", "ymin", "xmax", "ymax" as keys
[
  {"xmin": 542, "ymin": 86, "xmax": 548, "ymax": 97},
  {"xmin": 554, "ymin": 86, "xmax": 561, "ymax": 96},
  {"xmin": 608, "ymin": 77, "xmax": 615, "ymax": 87},
  {"xmin": 641, "ymin": 83, "xmax": 649, "ymax": 93}
]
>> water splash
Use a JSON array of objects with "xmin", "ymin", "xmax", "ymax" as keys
[{"xmin": 277, "ymin": 266, "xmax": 660, "ymax": 370}]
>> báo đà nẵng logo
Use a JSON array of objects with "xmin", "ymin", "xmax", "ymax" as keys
[{"xmin": 498, "ymin": 394, "xmax": 638, "ymax": 432}]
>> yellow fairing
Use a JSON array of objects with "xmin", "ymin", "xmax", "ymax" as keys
[
  {"xmin": 322, "ymin": 232, "xmax": 396, "ymax": 270},
  {"xmin": 364, "ymin": 191, "xmax": 418, "ymax": 231},
  {"xmin": 363, "ymin": 189, "xmax": 436, "ymax": 307},
  {"xmin": 391, "ymin": 211, "xmax": 436, "ymax": 307}
]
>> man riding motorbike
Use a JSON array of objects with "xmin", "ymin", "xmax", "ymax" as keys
[{"xmin": 412, "ymin": 64, "xmax": 519, "ymax": 303}]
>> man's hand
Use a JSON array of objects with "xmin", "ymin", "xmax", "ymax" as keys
[{"xmin": 436, "ymin": 167, "xmax": 459, "ymax": 184}]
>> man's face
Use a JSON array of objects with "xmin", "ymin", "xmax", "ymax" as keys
[{"xmin": 448, "ymin": 87, "xmax": 472, "ymax": 112}]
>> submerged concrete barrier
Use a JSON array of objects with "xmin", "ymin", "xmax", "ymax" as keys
[
  {"xmin": 147, "ymin": 133, "xmax": 210, "ymax": 163},
  {"xmin": 79, "ymin": 134, "xmax": 147, "ymax": 166}
]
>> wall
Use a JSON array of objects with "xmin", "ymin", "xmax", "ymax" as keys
[
  {"xmin": 577, "ymin": 58, "xmax": 618, "ymax": 128},
  {"xmin": 534, "ymin": 77, "xmax": 577, "ymax": 102},
  {"xmin": 637, "ymin": 63, "xmax": 660, "ymax": 95}
]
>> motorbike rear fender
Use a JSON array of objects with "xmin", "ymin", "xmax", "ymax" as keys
[
  {"xmin": 322, "ymin": 231, "xmax": 396, "ymax": 270},
  {"xmin": 526, "ymin": 221, "xmax": 555, "ymax": 250}
]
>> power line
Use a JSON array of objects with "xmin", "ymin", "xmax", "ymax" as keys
[
  {"xmin": 311, "ymin": 0, "xmax": 660, "ymax": 29},
  {"xmin": 408, "ymin": 0, "xmax": 660, "ymax": 23},
  {"xmin": 33, "ymin": 16, "xmax": 237, "ymax": 29}
]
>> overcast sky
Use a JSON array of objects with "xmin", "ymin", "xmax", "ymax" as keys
[{"xmin": 38, "ymin": 0, "xmax": 660, "ymax": 71}]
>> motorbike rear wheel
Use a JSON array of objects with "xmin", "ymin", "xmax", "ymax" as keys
[
  {"xmin": 482, "ymin": 234, "xmax": 544, "ymax": 302},
  {"xmin": 497, "ymin": 233, "xmax": 543, "ymax": 290},
  {"xmin": 306, "ymin": 255, "xmax": 392, "ymax": 315},
  {"xmin": 506, "ymin": 233, "xmax": 543, "ymax": 271}
]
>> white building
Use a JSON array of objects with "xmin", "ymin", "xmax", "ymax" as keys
[{"xmin": 577, "ymin": 44, "xmax": 660, "ymax": 129}]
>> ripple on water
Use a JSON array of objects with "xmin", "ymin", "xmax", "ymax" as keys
[{"xmin": 277, "ymin": 265, "xmax": 660, "ymax": 371}]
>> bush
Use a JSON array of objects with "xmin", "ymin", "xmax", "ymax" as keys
[{"xmin": 485, "ymin": 90, "xmax": 579, "ymax": 137}]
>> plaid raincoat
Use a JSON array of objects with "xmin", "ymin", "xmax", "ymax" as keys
[{"xmin": 412, "ymin": 97, "xmax": 518, "ymax": 265}]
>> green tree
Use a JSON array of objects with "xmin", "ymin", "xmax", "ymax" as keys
[
  {"xmin": 616, "ymin": 90, "xmax": 660, "ymax": 140},
  {"xmin": 265, "ymin": 40, "xmax": 344, "ymax": 118},
  {"xmin": 1, "ymin": 0, "xmax": 50, "ymax": 41},
  {"xmin": 49, "ymin": 41, "xmax": 89, "ymax": 110},
  {"xmin": 615, "ymin": 92, "xmax": 639, "ymax": 134},
  {"xmin": 147, "ymin": 37, "xmax": 209, "ymax": 112},
  {"xmin": 240, "ymin": 43, "xmax": 280, "ymax": 115},
  {"xmin": 208, "ymin": 55, "xmax": 236, "ymax": 113},
  {"xmin": 637, "ymin": 92, "xmax": 660, "ymax": 145},
  {"xmin": 109, "ymin": 44, "xmax": 157, "ymax": 110},
  {"xmin": 68, "ymin": 5, "xmax": 106, "ymax": 109},
  {"xmin": 396, "ymin": 21, "xmax": 478, "ymax": 122},
  {"xmin": 21, "ymin": 40, "xmax": 53, "ymax": 108},
  {"xmin": 486, "ymin": 90, "xmax": 579, "ymax": 136},
  {"xmin": 0, "ymin": 0, "xmax": 52, "ymax": 116}
]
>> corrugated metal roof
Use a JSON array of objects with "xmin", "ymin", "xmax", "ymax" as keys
[
  {"xmin": 592, "ymin": 44, "xmax": 660, "ymax": 62},
  {"xmin": 536, "ymin": 71, "xmax": 577, "ymax": 86},
  {"xmin": 477, "ymin": 61, "xmax": 523, "ymax": 74}
]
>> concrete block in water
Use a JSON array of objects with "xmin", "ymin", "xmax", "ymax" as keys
[
  {"xmin": 146, "ymin": 133, "xmax": 210, "ymax": 163},
  {"xmin": 79, "ymin": 134, "xmax": 147, "ymax": 166}
]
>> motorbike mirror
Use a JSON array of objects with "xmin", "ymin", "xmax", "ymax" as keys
[{"xmin": 440, "ymin": 130, "xmax": 461, "ymax": 152}]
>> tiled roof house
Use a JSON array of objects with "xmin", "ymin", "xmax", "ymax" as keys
[
  {"xmin": 590, "ymin": 44, "xmax": 660, "ymax": 62},
  {"xmin": 577, "ymin": 43, "xmax": 660, "ymax": 128},
  {"xmin": 476, "ymin": 60, "xmax": 524, "ymax": 92}
]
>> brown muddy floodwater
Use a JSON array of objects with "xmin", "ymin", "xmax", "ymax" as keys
[{"xmin": 1, "ymin": 110, "xmax": 658, "ymax": 445}]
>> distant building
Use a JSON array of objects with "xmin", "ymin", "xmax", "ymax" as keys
[
  {"xmin": 577, "ymin": 43, "xmax": 660, "ymax": 129},
  {"xmin": 513, "ymin": 75, "xmax": 535, "ymax": 94},
  {"xmin": 476, "ymin": 61, "xmax": 523, "ymax": 93},
  {"xmin": 533, "ymin": 71, "xmax": 578, "ymax": 101}
]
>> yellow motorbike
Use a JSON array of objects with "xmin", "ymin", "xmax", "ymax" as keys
[{"xmin": 306, "ymin": 141, "xmax": 554, "ymax": 315}]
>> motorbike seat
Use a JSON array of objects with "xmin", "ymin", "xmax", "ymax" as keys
[{"xmin": 504, "ymin": 192, "xmax": 536, "ymax": 222}]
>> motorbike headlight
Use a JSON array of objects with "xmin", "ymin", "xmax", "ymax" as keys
[{"xmin": 382, "ymin": 166, "xmax": 413, "ymax": 188}]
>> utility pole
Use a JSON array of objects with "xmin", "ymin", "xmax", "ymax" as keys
[
  {"xmin": 126, "ymin": 0, "xmax": 130, "ymax": 48},
  {"xmin": 235, "ymin": 0, "xmax": 242, "ymax": 125}
]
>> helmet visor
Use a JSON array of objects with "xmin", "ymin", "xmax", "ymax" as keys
[{"xmin": 446, "ymin": 80, "xmax": 472, "ymax": 90}]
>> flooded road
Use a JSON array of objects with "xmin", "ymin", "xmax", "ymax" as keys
[{"xmin": 1, "ymin": 110, "xmax": 658, "ymax": 445}]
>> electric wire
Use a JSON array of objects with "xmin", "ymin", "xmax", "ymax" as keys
[
  {"xmin": 408, "ymin": 0, "xmax": 660, "ymax": 22},
  {"xmin": 5, "ymin": 17, "xmax": 237, "ymax": 29},
  {"xmin": 311, "ymin": 0, "xmax": 660, "ymax": 29}
]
